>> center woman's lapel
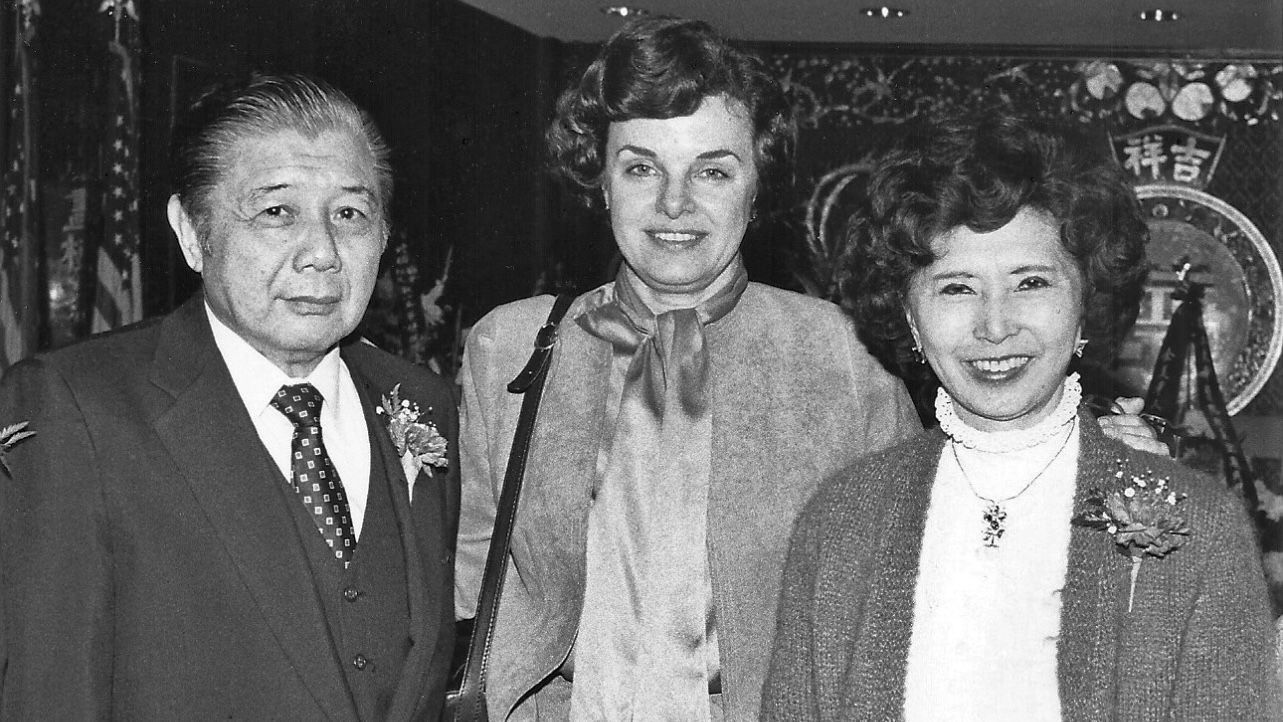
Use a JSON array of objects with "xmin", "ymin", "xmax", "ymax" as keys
[{"xmin": 509, "ymin": 305, "xmax": 611, "ymax": 679}]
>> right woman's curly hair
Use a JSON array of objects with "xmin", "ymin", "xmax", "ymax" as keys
[
  {"xmin": 842, "ymin": 111, "xmax": 1149, "ymax": 378},
  {"xmin": 545, "ymin": 16, "xmax": 796, "ymax": 216}
]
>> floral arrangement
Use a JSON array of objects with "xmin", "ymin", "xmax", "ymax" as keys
[
  {"xmin": 1072, "ymin": 60, "xmax": 1281, "ymax": 126},
  {"xmin": 0, "ymin": 422, "xmax": 35, "ymax": 476},
  {"xmin": 764, "ymin": 54, "xmax": 1281, "ymax": 131},
  {"xmin": 361, "ymin": 233, "xmax": 464, "ymax": 379},
  {"xmin": 377, "ymin": 384, "xmax": 448, "ymax": 501},
  {"xmin": 1073, "ymin": 462, "xmax": 1191, "ymax": 611}
]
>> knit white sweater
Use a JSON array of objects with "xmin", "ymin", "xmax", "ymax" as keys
[{"xmin": 903, "ymin": 406, "xmax": 1080, "ymax": 721}]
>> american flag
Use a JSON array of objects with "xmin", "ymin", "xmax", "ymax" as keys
[
  {"xmin": 1, "ymin": 0, "xmax": 39, "ymax": 370},
  {"xmin": 91, "ymin": 0, "xmax": 142, "ymax": 333}
]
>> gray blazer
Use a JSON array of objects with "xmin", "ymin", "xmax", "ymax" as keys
[{"xmin": 455, "ymin": 282, "xmax": 920, "ymax": 720}]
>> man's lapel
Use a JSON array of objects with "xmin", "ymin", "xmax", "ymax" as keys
[
  {"xmin": 343, "ymin": 354, "xmax": 444, "ymax": 721},
  {"xmin": 147, "ymin": 296, "xmax": 358, "ymax": 722}
]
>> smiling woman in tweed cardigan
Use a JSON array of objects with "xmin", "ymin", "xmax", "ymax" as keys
[{"xmin": 762, "ymin": 112, "xmax": 1280, "ymax": 721}]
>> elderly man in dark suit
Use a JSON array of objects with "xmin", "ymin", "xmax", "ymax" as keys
[{"xmin": 0, "ymin": 74, "xmax": 458, "ymax": 720}]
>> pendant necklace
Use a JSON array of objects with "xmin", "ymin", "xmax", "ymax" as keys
[{"xmin": 950, "ymin": 417, "xmax": 1076, "ymax": 548}]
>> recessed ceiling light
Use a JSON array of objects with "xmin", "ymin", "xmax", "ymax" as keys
[
  {"xmin": 1136, "ymin": 9, "xmax": 1181, "ymax": 21},
  {"xmin": 860, "ymin": 6, "xmax": 909, "ymax": 19},
  {"xmin": 601, "ymin": 6, "xmax": 650, "ymax": 18}
]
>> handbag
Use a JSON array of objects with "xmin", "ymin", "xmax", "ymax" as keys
[{"xmin": 445, "ymin": 293, "xmax": 575, "ymax": 722}]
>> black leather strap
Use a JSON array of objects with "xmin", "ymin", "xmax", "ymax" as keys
[
  {"xmin": 448, "ymin": 292, "xmax": 574, "ymax": 722},
  {"xmin": 506, "ymin": 294, "xmax": 574, "ymax": 393}
]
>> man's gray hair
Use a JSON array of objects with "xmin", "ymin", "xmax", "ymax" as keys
[{"xmin": 169, "ymin": 73, "xmax": 393, "ymax": 238}]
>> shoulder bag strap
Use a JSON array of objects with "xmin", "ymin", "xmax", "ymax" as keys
[{"xmin": 450, "ymin": 292, "xmax": 575, "ymax": 722}]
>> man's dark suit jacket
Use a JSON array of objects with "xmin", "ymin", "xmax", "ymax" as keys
[{"xmin": 0, "ymin": 294, "xmax": 460, "ymax": 720}]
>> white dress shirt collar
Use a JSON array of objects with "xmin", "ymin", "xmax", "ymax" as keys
[
  {"xmin": 204, "ymin": 303, "xmax": 372, "ymax": 539},
  {"xmin": 204, "ymin": 305, "xmax": 342, "ymax": 413}
]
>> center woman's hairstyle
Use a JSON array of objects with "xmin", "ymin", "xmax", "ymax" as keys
[
  {"xmin": 546, "ymin": 16, "xmax": 796, "ymax": 213},
  {"xmin": 844, "ymin": 111, "xmax": 1149, "ymax": 375}
]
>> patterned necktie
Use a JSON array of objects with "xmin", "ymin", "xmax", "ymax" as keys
[{"xmin": 270, "ymin": 383, "xmax": 356, "ymax": 566}]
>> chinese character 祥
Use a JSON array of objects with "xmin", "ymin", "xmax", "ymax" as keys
[{"xmin": 1123, "ymin": 135, "xmax": 1167, "ymax": 180}]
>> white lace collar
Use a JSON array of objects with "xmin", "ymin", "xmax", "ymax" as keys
[{"xmin": 936, "ymin": 373, "xmax": 1081, "ymax": 453}]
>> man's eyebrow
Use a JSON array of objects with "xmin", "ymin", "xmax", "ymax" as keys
[
  {"xmin": 341, "ymin": 184, "xmax": 376, "ymax": 198},
  {"xmin": 245, "ymin": 183, "xmax": 376, "ymax": 200},
  {"xmin": 247, "ymin": 183, "xmax": 290, "ymax": 200}
]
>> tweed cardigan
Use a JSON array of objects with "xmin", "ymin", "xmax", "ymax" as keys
[
  {"xmin": 763, "ymin": 411, "xmax": 1281, "ymax": 721},
  {"xmin": 455, "ymin": 281, "xmax": 921, "ymax": 721}
]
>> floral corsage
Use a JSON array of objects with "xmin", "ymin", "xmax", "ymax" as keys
[
  {"xmin": 0, "ymin": 421, "xmax": 35, "ymax": 476},
  {"xmin": 377, "ymin": 384, "xmax": 448, "ymax": 502},
  {"xmin": 1073, "ymin": 462, "xmax": 1191, "ymax": 612}
]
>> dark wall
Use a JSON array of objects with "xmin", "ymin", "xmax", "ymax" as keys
[
  {"xmin": 29, "ymin": 0, "xmax": 558, "ymax": 325},
  {"xmin": 312, "ymin": 0, "xmax": 562, "ymax": 325},
  {"xmin": 138, "ymin": 0, "xmax": 323, "ymax": 316}
]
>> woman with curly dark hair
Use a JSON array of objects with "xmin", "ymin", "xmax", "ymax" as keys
[
  {"xmin": 452, "ymin": 16, "xmax": 923, "ymax": 721},
  {"xmin": 763, "ymin": 112, "xmax": 1279, "ymax": 720}
]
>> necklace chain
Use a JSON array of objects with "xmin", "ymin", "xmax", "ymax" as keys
[{"xmin": 950, "ymin": 417, "xmax": 1077, "ymax": 548}]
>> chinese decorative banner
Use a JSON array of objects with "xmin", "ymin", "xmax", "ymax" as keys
[
  {"xmin": 1, "ymin": 0, "xmax": 40, "ymax": 370},
  {"xmin": 91, "ymin": 0, "xmax": 142, "ymax": 333},
  {"xmin": 1110, "ymin": 125, "xmax": 1225, "ymax": 189}
]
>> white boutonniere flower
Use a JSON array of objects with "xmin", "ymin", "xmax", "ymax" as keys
[
  {"xmin": 377, "ymin": 384, "xmax": 448, "ymax": 502},
  {"xmin": 1073, "ymin": 461, "xmax": 1191, "ymax": 612}
]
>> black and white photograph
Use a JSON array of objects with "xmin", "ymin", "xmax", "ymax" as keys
[{"xmin": 1, "ymin": 0, "xmax": 1280, "ymax": 719}]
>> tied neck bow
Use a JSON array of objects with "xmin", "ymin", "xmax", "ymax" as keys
[
  {"xmin": 569, "ymin": 259, "xmax": 748, "ymax": 720},
  {"xmin": 578, "ymin": 261, "xmax": 749, "ymax": 419}
]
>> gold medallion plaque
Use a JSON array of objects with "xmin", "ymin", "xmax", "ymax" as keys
[{"xmin": 1117, "ymin": 184, "xmax": 1283, "ymax": 415}]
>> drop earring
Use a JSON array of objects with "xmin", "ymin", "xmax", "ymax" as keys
[
  {"xmin": 1074, "ymin": 338, "xmax": 1088, "ymax": 357},
  {"xmin": 907, "ymin": 318, "xmax": 926, "ymax": 364}
]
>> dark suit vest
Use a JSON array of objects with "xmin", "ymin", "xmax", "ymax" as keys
[{"xmin": 286, "ymin": 426, "xmax": 411, "ymax": 722}]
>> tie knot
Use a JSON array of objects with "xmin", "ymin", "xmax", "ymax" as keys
[{"xmin": 271, "ymin": 383, "xmax": 324, "ymax": 428}]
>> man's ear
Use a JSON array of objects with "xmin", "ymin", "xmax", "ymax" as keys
[{"xmin": 167, "ymin": 195, "xmax": 204, "ymax": 273}]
